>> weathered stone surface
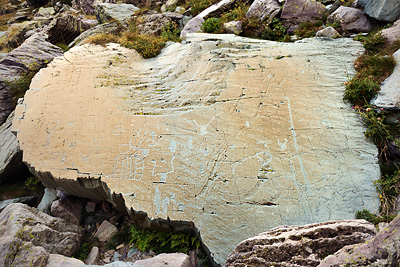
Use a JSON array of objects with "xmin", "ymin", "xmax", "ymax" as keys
[
  {"xmin": 161, "ymin": 0, "xmax": 179, "ymax": 12},
  {"xmin": 38, "ymin": 187, "xmax": 58, "ymax": 213},
  {"xmin": 0, "ymin": 33, "xmax": 63, "ymax": 124},
  {"xmin": 12, "ymin": 34, "xmax": 379, "ymax": 264},
  {"xmin": 0, "ymin": 111, "xmax": 29, "ymax": 183},
  {"xmin": 327, "ymin": 6, "xmax": 375, "ymax": 33},
  {"xmin": 358, "ymin": 0, "xmax": 400, "ymax": 23},
  {"xmin": 4, "ymin": 21, "xmax": 41, "ymax": 49},
  {"xmin": 135, "ymin": 253, "xmax": 191, "ymax": 267},
  {"xmin": 381, "ymin": 19, "xmax": 400, "ymax": 45},
  {"xmin": 85, "ymin": 246, "xmax": 100, "ymax": 265},
  {"xmin": 180, "ymin": 0, "xmax": 235, "ymax": 37},
  {"xmin": 68, "ymin": 21, "xmax": 122, "ymax": 48},
  {"xmin": 320, "ymin": 215, "xmax": 400, "ymax": 266},
  {"xmin": 51, "ymin": 198, "xmax": 83, "ymax": 225},
  {"xmin": 94, "ymin": 220, "xmax": 118, "ymax": 242},
  {"xmin": 371, "ymin": 49, "xmax": 400, "ymax": 109},
  {"xmin": 34, "ymin": 7, "xmax": 56, "ymax": 21},
  {"xmin": 46, "ymin": 253, "xmax": 84, "ymax": 267},
  {"xmin": 11, "ymin": 242, "xmax": 49, "ymax": 267},
  {"xmin": 245, "ymin": 0, "xmax": 280, "ymax": 23},
  {"xmin": 0, "ymin": 203, "xmax": 82, "ymax": 256},
  {"xmin": 45, "ymin": 14, "xmax": 88, "ymax": 45},
  {"xmin": 136, "ymin": 12, "xmax": 172, "ymax": 36},
  {"xmin": 0, "ymin": 195, "xmax": 39, "ymax": 211},
  {"xmin": 226, "ymin": 220, "xmax": 377, "ymax": 266},
  {"xmin": 316, "ymin": 26, "xmax": 341, "ymax": 38},
  {"xmin": 72, "ymin": 0, "xmax": 97, "ymax": 15},
  {"xmin": 95, "ymin": 3, "xmax": 140, "ymax": 24},
  {"xmin": 224, "ymin": 21, "xmax": 243, "ymax": 35},
  {"xmin": 281, "ymin": 0, "xmax": 325, "ymax": 30}
]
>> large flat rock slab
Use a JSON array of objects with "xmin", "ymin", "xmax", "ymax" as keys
[{"xmin": 12, "ymin": 34, "xmax": 379, "ymax": 264}]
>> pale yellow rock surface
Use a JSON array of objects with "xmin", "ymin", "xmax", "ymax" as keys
[{"xmin": 13, "ymin": 34, "xmax": 379, "ymax": 264}]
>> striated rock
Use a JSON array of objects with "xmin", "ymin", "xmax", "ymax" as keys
[
  {"xmin": 51, "ymin": 198, "xmax": 83, "ymax": 225},
  {"xmin": 224, "ymin": 21, "xmax": 243, "ymax": 35},
  {"xmin": 135, "ymin": 253, "xmax": 191, "ymax": 267},
  {"xmin": 371, "ymin": 49, "xmax": 400, "ymax": 109},
  {"xmin": 38, "ymin": 187, "xmax": 58, "ymax": 213},
  {"xmin": 46, "ymin": 14, "xmax": 89, "ymax": 45},
  {"xmin": 0, "ymin": 33, "xmax": 63, "ymax": 124},
  {"xmin": 358, "ymin": 0, "xmax": 400, "ymax": 23},
  {"xmin": 180, "ymin": 0, "xmax": 235, "ymax": 38},
  {"xmin": 34, "ymin": 7, "xmax": 56, "ymax": 22},
  {"xmin": 0, "ymin": 112, "xmax": 29, "ymax": 183},
  {"xmin": 4, "ymin": 21, "xmax": 41, "ymax": 49},
  {"xmin": 281, "ymin": 0, "xmax": 325, "ymax": 31},
  {"xmin": 0, "ymin": 195, "xmax": 39, "ymax": 211},
  {"xmin": 68, "ymin": 21, "xmax": 122, "ymax": 48},
  {"xmin": 226, "ymin": 220, "xmax": 377, "ymax": 266},
  {"xmin": 95, "ymin": 3, "xmax": 139, "ymax": 24},
  {"xmin": 0, "ymin": 203, "xmax": 82, "ymax": 256},
  {"xmin": 245, "ymin": 0, "xmax": 281, "ymax": 23},
  {"xmin": 327, "ymin": 6, "xmax": 375, "ymax": 33},
  {"xmin": 316, "ymin": 26, "xmax": 341, "ymax": 38},
  {"xmin": 94, "ymin": 220, "xmax": 118, "ymax": 242},
  {"xmin": 136, "ymin": 12, "xmax": 172, "ymax": 36},
  {"xmin": 320, "ymin": 215, "xmax": 400, "ymax": 266},
  {"xmin": 381, "ymin": 19, "xmax": 400, "ymax": 45},
  {"xmin": 12, "ymin": 34, "xmax": 379, "ymax": 264}
]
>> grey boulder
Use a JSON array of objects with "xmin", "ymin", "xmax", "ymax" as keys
[
  {"xmin": 316, "ymin": 26, "xmax": 341, "ymax": 38},
  {"xmin": 245, "ymin": 0, "xmax": 281, "ymax": 23},
  {"xmin": 327, "ymin": 6, "xmax": 376, "ymax": 33},
  {"xmin": 281, "ymin": 0, "xmax": 325, "ymax": 31},
  {"xmin": 358, "ymin": 0, "xmax": 400, "ymax": 23},
  {"xmin": 381, "ymin": 19, "xmax": 400, "ymax": 45},
  {"xmin": 135, "ymin": 12, "xmax": 172, "ymax": 36},
  {"xmin": 68, "ymin": 22, "xmax": 123, "ymax": 48},
  {"xmin": 226, "ymin": 220, "xmax": 377, "ymax": 266},
  {"xmin": 95, "ymin": 3, "xmax": 140, "ymax": 24}
]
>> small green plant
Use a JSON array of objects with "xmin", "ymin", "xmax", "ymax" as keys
[
  {"xmin": 161, "ymin": 22, "xmax": 181, "ymax": 42},
  {"xmin": 76, "ymin": 242, "xmax": 92, "ymax": 261},
  {"xmin": 294, "ymin": 20, "xmax": 323, "ymax": 38},
  {"xmin": 129, "ymin": 225, "xmax": 201, "ymax": 254},
  {"xmin": 55, "ymin": 43, "xmax": 70, "ymax": 52},
  {"xmin": 201, "ymin": 17, "xmax": 223, "ymax": 33},
  {"xmin": 260, "ymin": 18, "xmax": 289, "ymax": 42},
  {"xmin": 343, "ymin": 78, "xmax": 380, "ymax": 106},
  {"xmin": 24, "ymin": 176, "xmax": 41, "ymax": 192},
  {"xmin": 355, "ymin": 209, "xmax": 395, "ymax": 224},
  {"xmin": 186, "ymin": 0, "xmax": 219, "ymax": 16},
  {"xmin": 375, "ymin": 170, "xmax": 400, "ymax": 216},
  {"xmin": 85, "ymin": 33, "xmax": 119, "ymax": 47},
  {"xmin": 360, "ymin": 108, "xmax": 391, "ymax": 149},
  {"xmin": 220, "ymin": 3, "xmax": 248, "ymax": 23}
]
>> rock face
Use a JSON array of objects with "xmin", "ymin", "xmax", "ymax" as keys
[
  {"xmin": 95, "ymin": 3, "xmax": 140, "ymax": 24},
  {"xmin": 320, "ymin": 215, "xmax": 400, "ymax": 266},
  {"xmin": 281, "ymin": 0, "xmax": 325, "ymax": 29},
  {"xmin": 0, "ymin": 203, "xmax": 82, "ymax": 256},
  {"xmin": 245, "ymin": 0, "xmax": 281, "ymax": 23},
  {"xmin": 327, "ymin": 6, "xmax": 375, "ymax": 33},
  {"xmin": 68, "ymin": 21, "xmax": 122, "ymax": 48},
  {"xmin": 381, "ymin": 19, "xmax": 400, "ymax": 45},
  {"xmin": 371, "ymin": 49, "xmax": 400, "ymax": 109},
  {"xmin": 226, "ymin": 219, "xmax": 377, "ymax": 266},
  {"xmin": 12, "ymin": 34, "xmax": 380, "ymax": 264},
  {"xmin": 358, "ymin": 0, "xmax": 400, "ymax": 23},
  {"xmin": 0, "ymin": 33, "xmax": 63, "ymax": 125},
  {"xmin": 0, "ymin": 111, "xmax": 28, "ymax": 183},
  {"xmin": 135, "ymin": 12, "xmax": 172, "ymax": 35}
]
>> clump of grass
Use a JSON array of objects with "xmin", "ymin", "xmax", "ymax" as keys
[
  {"xmin": 259, "ymin": 18, "xmax": 289, "ymax": 42},
  {"xmin": 119, "ymin": 32, "xmax": 166, "ymax": 58},
  {"xmin": 185, "ymin": 0, "xmax": 219, "ymax": 16},
  {"xmin": 354, "ymin": 54, "xmax": 395, "ymax": 83},
  {"xmin": 160, "ymin": 22, "xmax": 181, "ymax": 42},
  {"xmin": 355, "ymin": 209, "xmax": 395, "ymax": 224},
  {"xmin": 343, "ymin": 78, "xmax": 380, "ymax": 106},
  {"xmin": 201, "ymin": 17, "xmax": 223, "ymax": 33},
  {"xmin": 55, "ymin": 42, "xmax": 69, "ymax": 52},
  {"xmin": 84, "ymin": 33, "xmax": 119, "ymax": 46},
  {"xmin": 361, "ymin": 108, "xmax": 391, "ymax": 148},
  {"xmin": 7, "ymin": 70, "xmax": 38, "ymax": 107},
  {"xmin": 375, "ymin": 170, "xmax": 400, "ymax": 217},
  {"xmin": 220, "ymin": 3, "xmax": 248, "ymax": 23},
  {"xmin": 294, "ymin": 20, "xmax": 323, "ymax": 38}
]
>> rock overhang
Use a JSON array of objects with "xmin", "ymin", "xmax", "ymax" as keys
[{"xmin": 12, "ymin": 34, "xmax": 380, "ymax": 265}]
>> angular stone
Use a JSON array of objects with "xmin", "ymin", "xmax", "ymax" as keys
[
  {"xmin": 95, "ymin": 3, "xmax": 140, "ymax": 24},
  {"xmin": 135, "ymin": 12, "xmax": 172, "ymax": 36},
  {"xmin": 223, "ymin": 21, "xmax": 243, "ymax": 35},
  {"xmin": 245, "ymin": 0, "xmax": 280, "ymax": 23},
  {"xmin": 381, "ymin": 19, "xmax": 400, "ymax": 45},
  {"xmin": 12, "ymin": 34, "xmax": 379, "ymax": 265},
  {"xmin": 327, "ymin": 6, "xmax": 375, "ymax": 33},
  {"xmin": 371, "ymin": 49, "xmax": 400, "ymax": 109},
  {"xmin": 94, "ymin": 220, "xmax": 118, "ymax": 242},
  {"xmin": 45, "ymin": 14, "xmax": 88, "ymax": 45},
  {"xmin": 85, "ymin": 246, "xmax": 99, "ymax": 264},
  {"xmin": 316, "ymin": 26, "xmax": 341, "ymax": 38},
  {"xmin": 0, "ymin": 236, "xmax": 22, "ymax": 266},
  {"xmin": 226, "ymin": 220, "xmax": 377, "ymax": 266},
  {"xmin": 0, "ymin": 203, "xmax": 82, "ymax": 256},
  {"xmin": 0, "ymin": 195, "xmax": 39, "ymax": 211},
  {"xmin": 281, "ymin": 0, "xmax": 325, "ymax": 28},
  {"xmin": 358, "ymin": 0, "xmax": 400, "ymax": 23},
  {"xmin": 4, "ymin": 21, "xmax": 41, "ymax": 49},
  {"xmin": 68, "ymin": 22, "xmax": 122, "ymax": 48},
  {"xmin": 38, "ymin": 187, "xmax": 58, "ymax": 213},
  {"xmin": 319, "ymin": 215, "xmax": 400, "ymax": 266},
  {"xmin": 0, "ymin": 33, "xmax": 63, "ymax": 124},
  {"xmin": 51, "ymin": 198, "xmax": 83, "ymax": 225},
  {"xmin": 11, "ymin": 242, "xmax": 49, "ymax": 267},
  {"xmin": 0, "ymin": 111, "xmax": 29, "ymax": 183},
  {"xmin": 135, "ymin": 253, "xmax": 191, "ymax": 267}
]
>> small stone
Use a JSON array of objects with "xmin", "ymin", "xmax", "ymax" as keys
[
  {"xmin": 316, "ymin": 26, "xmax": 341, "ymax": 38},
  {"xmin": 116, "ymin": 243, "xmax": 125, "ymax": 250},
  {"xmin": 223, "ymin": 21, "xmax": 243, "ymax": 35},
  {"xmin": 149, "ymin": 249, "xmax": 156, "ymax": 256},
  {"xmin": 135, "ymin": 253, "xmax": 191, "ymax": 267},
  {"xmin": 85, "ymin": 246, "xmax": 99, "ymax": 265},
  {"xmin": 94, "ymin": 221, "xmax": 118, "ymax": 242}
]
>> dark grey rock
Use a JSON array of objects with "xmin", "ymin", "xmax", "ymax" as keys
[
  {"xmin": 245, "ymin": 0, "xmax": 280, "ymax": 23},
  {"xmin": 327, "ymin": 6, "xmax": 376, "ymax": 33},
  {"xmin": 281, "ymin": 0, "xmax": 326, "ymax": 31},
  {"xmin": 51, "ymin": 198, "xmax": 83, "ymax": 225},
  {"xmin": 358, "ymin": 0, "xmax": 400, "ymax": 22}
]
